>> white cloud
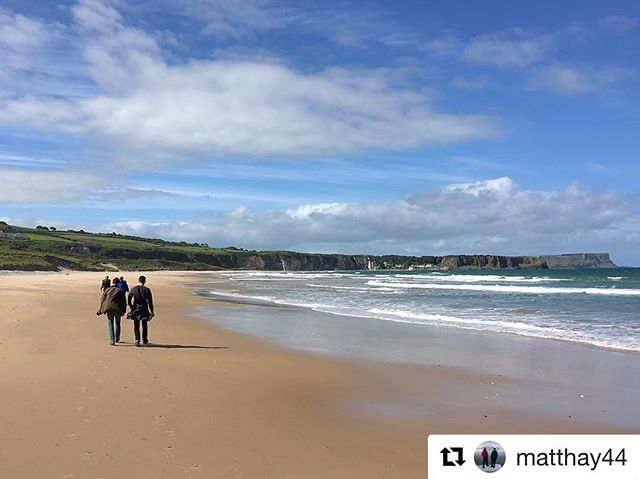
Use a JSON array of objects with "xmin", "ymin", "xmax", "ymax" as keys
[
  {"xmin": 105, "ymin": 178, "xmax": 638, "ymax": 255},
  {"xmin": 0, "ymin": 11, "xmax": 48, "ymax": 48},
  {"xmin": 0, "ymin": 0, "xmax": 501, "ymax": 158},
  {"xmin": 598, "ymin": 15, "xmax": 638, "ymax": 34},
  {"xmin": 526, "ymin": 63, "xmax": 630, "ymax": 94},
  {"xmin": 463, "ymin": 28, "xmax": 553, "ymax": 68},
  {"xmin": 0, "ymin": 168, "xmax": 103, "ymax": 203},
  {"xmin": 166, "ymin": 0, "xmax": 421, "ymax": 48}
]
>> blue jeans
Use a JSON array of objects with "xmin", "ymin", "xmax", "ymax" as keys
[{"xmin": 107, "ymin": 312, "xmax": 121, "ymax": 342}]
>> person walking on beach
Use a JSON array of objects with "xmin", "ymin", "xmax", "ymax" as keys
[
  {"xmin": 128, "ymin": 275, "xmax": 154, "ymax": 346},
  {"xmin": 97, "ymin": 277, "xmax": 127, "ymax": 345},
  {"xmin": 481, "ymin": 447, "xmax": 489, "ymax": 468},
  {"xmin": 490, "ymin": 447, "xmax": 499, "ymax": 468},
  {"xmin": 118, "ymin": 276, "xmax": 129, "ymax": 293},
  {"xmin": 100, "ymin": 275, "xmax": 110, "ymax": 291}
]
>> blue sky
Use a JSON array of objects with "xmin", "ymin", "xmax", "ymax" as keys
[{"xmin": 1, "ymin": 0, "xmax": 639, "ymax": 264}]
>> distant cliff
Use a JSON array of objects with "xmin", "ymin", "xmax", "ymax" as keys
[
  {"xmin": 540, "ymin": 253, "xmax": 617, "ymax": 269},
  {"xmin": 0, "ymin": 222, "xmax": 617, "ymax": 271}
]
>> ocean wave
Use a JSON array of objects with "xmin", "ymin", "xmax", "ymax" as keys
[
  {"xmin": 365, "ymin": 309, "xmax": 640, "ymax": 352},
  {"xmin": 228, "ymin": 272, "xmax": 352, "ymax": 280},
  {"xmin": 393, "ymin": 273, "xmax": 568, "ymax": 283},
  {"xmin": 366, "ymin": 280, "xmax": 640, "ymax": 296},
  {"xmin": 607, "ymin": 277, "xmax": 626, "ymax": 281},
  {"xmin": 306, "ymin": 283, "xmax": 370, "ymax": 292},
  {"xmin": 206, "ymin": 289, "xmax": 640, "ymax": 352}
]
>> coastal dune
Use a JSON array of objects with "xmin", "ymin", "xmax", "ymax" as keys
[{"xmin": 0, "ymin": 272, "xmax": 618, "ymax": 478}]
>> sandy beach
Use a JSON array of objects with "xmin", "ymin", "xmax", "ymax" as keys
[{"xmin": 0, "ymin": 271, "xmax": 628, "ymax": 479}]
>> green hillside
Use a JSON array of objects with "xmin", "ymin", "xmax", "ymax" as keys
[{"xmin": 0, "ymin": 222, "xmax": 246, "ymax": 271}]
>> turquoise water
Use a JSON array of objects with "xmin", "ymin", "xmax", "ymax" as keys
[{"xmin": 206, "ymin": 268, "xmax": 640, "ymax": 352}]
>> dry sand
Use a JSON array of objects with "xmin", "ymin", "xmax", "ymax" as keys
[{"xmin": 0, "ymin": 271, "xmax": 621, "ymax": 479}]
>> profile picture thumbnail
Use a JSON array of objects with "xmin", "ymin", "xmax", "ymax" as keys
[{"xmin": 474, "ymin": 441, "xmax": 506, "ymax": 473}]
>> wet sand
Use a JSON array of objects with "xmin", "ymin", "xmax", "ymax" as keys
[{"xmin": 0, "ymin": 271, "xmax": 628, "ymax": 479}]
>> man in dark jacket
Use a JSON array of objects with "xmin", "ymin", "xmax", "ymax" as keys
[
  {"xmin": 128, "ymin": 275, "xmax": 155, "ymax": 346},
  {"xmin": 490, "ymin": 447, "xmax": 499, "ymax": 468},
  {"xmin": 100, "ymin": 275, "xmax": 110, "ymax": 291},
  {"xmin": 97, "ymin": 278, "xmax": 127, "ymax": 345}
]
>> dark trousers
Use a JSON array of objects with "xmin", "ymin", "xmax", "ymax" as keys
[
  {"xmin": 491, "ymin": 457, "xmax": 497, "ymax": 468},
  {"xmin": 482, "ymin": 457, "xmax": 488, "ymax": 468},
  {"xmin": 134, "ymin": 319, "xmax": 149, "ymax": 343}
]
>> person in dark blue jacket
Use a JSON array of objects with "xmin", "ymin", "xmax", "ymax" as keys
[
  {"xmin": 118, "ymin": 276, "xmax": 129, "ymax": 293},
  {"xmin": 490, "ymin": 448, "xmax": 499, "ymax": 468}
]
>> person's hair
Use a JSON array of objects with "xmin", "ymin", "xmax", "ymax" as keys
[
  {"xmin": 120, "ymin": 276, "xmax": 124, "ymax": 280},
  {"xmin": 138, "ymin": 275, "xmax": 146, "ymax": 284},
  {"xmin": 112, "ymin": 278, "xmax": 120, "ymax": 285}
]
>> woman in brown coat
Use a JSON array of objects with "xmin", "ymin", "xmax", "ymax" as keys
[{"xmin": 97, "ymin": 278, "xmax": 127, "ymax": 345}]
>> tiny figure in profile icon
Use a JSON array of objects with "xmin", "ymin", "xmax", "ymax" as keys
[
  {"xmin": 474, "ymin": 441, "xmax": 505, "ymax": 473},
  {"xmin": 491, "ymin": 447, "xmax": 499, "ymax": 468}
]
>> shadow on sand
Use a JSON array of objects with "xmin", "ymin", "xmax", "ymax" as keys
[{"xmin": 117, "ymin": 342, "xmax": 228, "ymax": 350}]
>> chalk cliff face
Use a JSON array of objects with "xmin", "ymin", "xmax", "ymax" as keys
[{"xmin": 540, "ymin": 253, "xmax": 617, "ymax": 269}]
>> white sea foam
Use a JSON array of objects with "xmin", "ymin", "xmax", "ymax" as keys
[
  {"xmin": 229, "ymin": 271, "xmax": 352, "ymax": 281},
  {"xmin": 366, "ymin": 280, "xmax": 640, "ymax": 296},
  {"xmin": 207, "ymin": 288, "xmax": 640, "ymax": 352},
  {"xmin": 306, "ymin": 283, "xmax": 370, "ymax": 292},
  {"xmin": 394, "ymin": 273, "xmax": 568, "ymax": 283},
  {"xmin": 364, "ymin": 308, "xmax": 640, "ymax": 351}
]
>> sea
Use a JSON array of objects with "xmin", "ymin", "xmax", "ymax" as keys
[{"xmin": 202, "ymin": 267, "xmax": 640, "ymax": 353}]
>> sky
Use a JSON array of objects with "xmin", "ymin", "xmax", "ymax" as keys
[{"xmin": 1, "ymin": 0, "xmax": 639, "ymax": 264}]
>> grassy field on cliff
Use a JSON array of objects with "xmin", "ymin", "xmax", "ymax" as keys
[{"xmin": 0, "ymin": 222, "xmax": 248, "ymax": 271}]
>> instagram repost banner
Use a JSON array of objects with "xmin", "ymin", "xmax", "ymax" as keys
[{"xmin": 428, "ymin": 435, "xmax": 640, "ymax": 478}]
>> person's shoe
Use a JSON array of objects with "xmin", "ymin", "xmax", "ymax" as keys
[
  {"xmin": 109, "ymin": 341, "xmax": 115, "ymax": 346},
  {"xmin": 116, "ymin": 338, "xmax": 121, "ymax": 343},
  {"xmin": 135, "ymin": 340, "xmax": 141, "ymax": 347},
  {"xmin": 143, "ymin": 340, "xmax": 149, "ymax": 345}
]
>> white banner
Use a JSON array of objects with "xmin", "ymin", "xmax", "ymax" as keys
[{"xmin": 428, "ymin": 435, "xmax": 640, "ymax": 478}]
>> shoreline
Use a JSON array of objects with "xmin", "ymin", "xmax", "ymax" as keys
[
  {"xmin": 0, "ymin": 271, "xmax": 633, "ymax": 479},
  {"xmin": 203, "ymin": 286, "xmax": 640, "ymax": 355},
  {"xmin": 193, "ymin": 293, "xmax": 640, "ymax": 431}
]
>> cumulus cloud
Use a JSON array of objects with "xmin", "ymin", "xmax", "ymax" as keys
[
  {"xmin": 0, "ymin": 0, "xmax": 500, "ymax": 159},
  {"xmin": 105, "ymin": 178, "xmax": 638, "ymax": 255},
  {"xmin": 526, "ymin": 63, "xmax": 631, "ymax": 94}
]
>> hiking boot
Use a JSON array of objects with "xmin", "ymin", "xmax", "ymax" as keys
[
  {"xmin": 135, "ymin": 340, "xmax": 141, "ymax": 347},
  {"xmin": 109, "ymin": 341, "xmax": 115, "ymax": 346}
]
